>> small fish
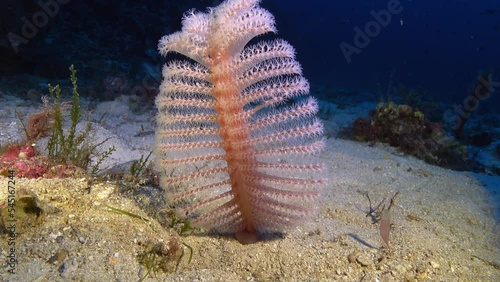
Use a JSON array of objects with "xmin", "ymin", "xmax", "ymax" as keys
[{"xmin": 481, "ymin": 9, "xmax": 497, "ymax": 15}]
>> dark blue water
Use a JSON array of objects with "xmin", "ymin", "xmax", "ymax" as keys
[
  {"xmin": 2, "ymin": 0, "xmax": 498, "ymax": 105},
  {"xmin": 268, "ymin": 0, "xmax": 499, "ymax": 106}
]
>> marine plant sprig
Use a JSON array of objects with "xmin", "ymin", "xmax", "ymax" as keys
[
  {"xmin": 46, "ymin": 65, "xmax": 114, "ymax": 173},
  {"xmin": 130, "ymin": 151, "xmax": 153, "ymax": 183}
]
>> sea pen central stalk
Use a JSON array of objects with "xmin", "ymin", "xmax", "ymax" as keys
[{"xmin": 212, "ymin": 62, "xmax": 258, "ymax": 242}]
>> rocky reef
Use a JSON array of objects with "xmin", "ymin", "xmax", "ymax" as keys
[{"xmin": 344, "ymin": 102, "xmax": 471, "ymax": 170}]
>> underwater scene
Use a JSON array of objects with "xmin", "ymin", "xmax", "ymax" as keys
[{"xmin": 0, "ymin": 0, "xmax": 499, "ymax": 281}]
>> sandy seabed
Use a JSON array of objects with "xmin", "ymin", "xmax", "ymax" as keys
[
  {"xmin": 0, "ymin": 136, "xmax": 498, "ymax": 281},
  {"xmin": 0, "ymin": 95, "xmax": 498, "ymax": 281}
]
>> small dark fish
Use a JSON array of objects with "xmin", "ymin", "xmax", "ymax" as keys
[
  {"xmin": 481, "ymin": 9, "xmax": 497, "ymax": 15},
  {"xmin": 134, "ymin": 130, "xmax": 154, "ymax": 137}
]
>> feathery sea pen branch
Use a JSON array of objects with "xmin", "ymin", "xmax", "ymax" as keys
[{"xmin": 155, "ymin": 0, "xmax": 326, "ymax": 244}]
